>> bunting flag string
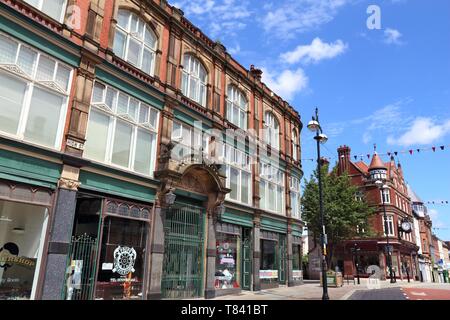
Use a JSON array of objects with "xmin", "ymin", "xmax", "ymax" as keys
[
  {"xmin": 426, "ymin": 200, "xmax": 450, "ymax": 205},
  {"xmin": 350, "ymin": 144, "xmax": 450, "ymax": 161}
]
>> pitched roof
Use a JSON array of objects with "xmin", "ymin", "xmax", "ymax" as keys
[
  {"xmin": 369, "ymin": 152, "xmax": 387, "ymax": 170},
  {"xmin": 407, "ymin": 184, "xmax": 423, "ymax": 204},
  {"xmin": 354, "ymin": 161, "xmax": 369, "ymax": 174}
]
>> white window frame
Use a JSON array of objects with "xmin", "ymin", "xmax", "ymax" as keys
[
  {"xmin": 223, "ymin": 144, "xmax": 252, "ymax": 205},
  {"xmin": 0, "ymin": 32, "xmax": 73, "ymax": 150},
  {"xmin": 290, "ymin": 176, "xmax": 301, "ymax": 219},
  {"xmin": 292, "ymin": 129, "xmax": 298, "ymax": 161},
  {"xmin": 171, "ymin": 120, "xmax": 209, "ymax": 160},
  {"xmin": 181, "ymin": 54, "xmax": 207, "ymax": 107},
  {"xmin": 381, "ymin": 188, "xmax": 391, "ymax": 204},
  {"xmin": 226, "ymin": 85, "xmax": 247, "ymax": 129},
  {"xmin": 85, "ymin": 81, "xmax": 159, "ymax": 177},
  {"xmin": 264, "ymin": 111, "xmax": 280, "ymax": 149},
  {"xmin": 24, "ymin": 0, "xmax": 68, "ymax": 23},
  {"xmin": 260, "ymin": 162, "xmax": 285, "ymax": 215},
  {"xmin": 114, "ymin": 10, "xmax": 158, "ymax": 76},
  {"xmin": 383, "ymin": 215, "xmax": 395, "ymax": 237}
]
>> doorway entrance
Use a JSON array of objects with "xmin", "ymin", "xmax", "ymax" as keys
[
  {"xmin": 161, "ymin": 204, "xmax": 205, "ymax": 299},
  {"xmin": 241, "ymin": 228, "xmax": 252, "ymax": 290}
]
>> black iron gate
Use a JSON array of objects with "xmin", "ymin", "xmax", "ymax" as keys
[
  {"xmin": 161, "ymin": 204, "xmax": 205, "ymax": 299},
  {"xmin": 63, "ymin": 233, "xmax": 98, "ymax": 300}
]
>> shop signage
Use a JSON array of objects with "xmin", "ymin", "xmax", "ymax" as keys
[
  {"xmin": 259, "ymin": 270, "xmax": 278, "ymax": 279},
  {"xmin": 292, "ymin": 270, "xmax": 303, "ymax": 279},
  {"xmin": 113, "ymin": 246, "xmax": 137, "ymax": 276}
]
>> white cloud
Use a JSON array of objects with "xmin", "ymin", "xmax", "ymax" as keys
[
  {"xmin": 428, "ymin": 209, "xmax": 446, "ymax": 229},
  {"xmin": 387, "ymin": 117, "xmax": 450, "ymax": 146},
  {"xmin": 384, "ymin": 28, "xmax": 403, "ymax": 45},
  {"xmin": 261, "ymin": 67, "xmax": 309, "ymax": 101},
  {"xmin": 172, "ymin": 0, "xmax": 252, "ymax": 38},
  {"xmin": 228, "ymin": 44, "xmax": 241, "ymax": 55},
  {"xmin": 281, "ymin": 37, "xmax": 348, "ymax": 64},
  {"xmin": 262, "ymin": 0, "xmax": 351, "ymax": 40}
]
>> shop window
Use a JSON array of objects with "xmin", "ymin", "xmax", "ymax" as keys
[
  {"xmin": 222, "ymin": 144, "xmax": 252, "ymax": 206},
  {"xmin": 215, "ymin": 226, "xmax": 241, "ymax": 290},
  {"xmin": 292, "ymin": 244, "xmax": 301, "ymax": 270},
  {"xmin": 0, "ymin": 200, "xmax": 48, "ymax": 300},
  {"xmin": 84, "ymin": 81, "xmax": 159, "ymax": 176},
  {"xmin": 113, "ymin": 10, "xmax": 157, "ymax": 76},
  {"xmin": 0, "ymin": 32, "xmax": 72, "ymax": 149},
  {"xmin": 24, "ymin": 0, "xmax": 67, "ymax": 23},
  {"xmin": 260, "ymin": 239, "xmax": 278, "ymax": 282},
  {"xmin": 94, "ymin": 216, "xmax": 147, "ymax": 300}
]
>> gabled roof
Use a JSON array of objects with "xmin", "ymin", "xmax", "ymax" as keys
[{"xmin": 354, "ymin": 161, "xmax": 369, "ymax": 174}]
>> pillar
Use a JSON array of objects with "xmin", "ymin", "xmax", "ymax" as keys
[
  {"xmin": 252, "ymin": 213, "xmax": 261, "ymax": 291},
  {"xmin": 41, "ymin": 165, "xmax": 81, "ymax": 300},
  {"xmin": 147, "ymin": 205, "xmax": 165, "ymax": 300},
  {"xmin": 379, "ymin": 250, "xmax": 387, "ymax": 280},
  {"xmin": 204, "ymin": 211, "xmax": 217, "ymax": 299},
  {"xmin": 287, "ymin": 224, "xmax": 294, "ymax": 286}
]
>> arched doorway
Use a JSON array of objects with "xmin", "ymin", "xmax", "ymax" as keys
[{"xmin": 159, "ymin": 164, "xmax": 229, "ymax": 299}]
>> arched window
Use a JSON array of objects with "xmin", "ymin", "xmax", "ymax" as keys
[
  {"xmin": 226, "ymin": 85, "xmax": 247, "ymax": 129},
  {"xmin": 292, "ymin": 129, "xmax": 298, "ymax": 161},
  {"xmin": 181, "ymin": 54, "xmax": 207, "ymax": 106},
  {"xmin": 264, "ymin": 111, "xmax": 279, "ymax": 149},
  {"xmin": 113, "ymin": 9, "xmax": 157, "ymax": 76}
]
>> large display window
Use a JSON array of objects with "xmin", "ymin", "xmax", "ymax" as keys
[
  {"xmin": 260, "ymin": 239, "xmax": 278, "ymax": 283},
  {"xmin": 0, "ymin": 200, "xmax": 49, "ymax": 300},
  {"xmin": 215, "ymin": 223, "xmax": 241, "ymax": 290},
  {"xmin": 94, "ymin": 216, "xmax": 147, "ymax": 300}
]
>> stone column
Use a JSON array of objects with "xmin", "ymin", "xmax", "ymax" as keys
[
  {"xmin": 252, "ymin": 213, "xmax": 261, "ymax": 291},
  {"xmin": 204, "ymin": 210, "xmax": 217, "ymax": 299},
  {"xmin": 41, "ymin": 165, "xmax": 81, "ymax": 300},
  {"xmin": 287, "ymin": 223, "xmax": 294, "ymax": 286},
  {"xmin": 147, "ymin": 205, "xmax": 165, "ymax": 300}
]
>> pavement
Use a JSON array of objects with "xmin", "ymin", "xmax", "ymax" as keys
[{"xmin": 210, "ymin": 280, "xmax": 450, "ymax": 300}]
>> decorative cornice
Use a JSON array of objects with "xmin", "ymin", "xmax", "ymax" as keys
[{"xmin": 57, "ymin": 177, "xmax": 81, "ymax": 191}]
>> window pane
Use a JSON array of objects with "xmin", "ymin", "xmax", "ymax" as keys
[
  {"xmin": 117, "ymin": 10, "xmax": 129, "ymax": 30},
  {"xmin": 55, "ymin": 64, "xmax": 71, "ymax": 91},
  {"xmin": 260, "ymin": 181, "xmax": 266, "ymax": 208},
  {"xmin": 105, "ymin": 87, "xmax": 117, "ymax": 109},
  {"xmin": 36, "ymin": 56, "xmax": 55, "ymax": 81},
  {"xmin": 24, "ymin": 87, "xmax": 63, "ymax": 147},
  {"xmin": 139, "ymin": 104, "xmax": 149, "ymax": 123},
  {"xmin": 92, "ymin": 82, "xmax": 105, "ymax": 103},
  {"xmin": 142, "ymin": 49, "xmax": 154, "ymax": 75},
  {"xmin": 128, "ymin": 98, "xmax": 138, "ymax": 120},
  {"xmin": 42, "ymin": 0, "xmax": 66, "ymax": 22},
  {"xmin": 0, "ymin": 73, "xmax": 26, "ymax": 135},
  {"xmin": 172, "ymin": 122, "xmax": 182, "ymax": 139},
  {"xmin": 17, "ymin": 46, "xmax": 37, "ymax": 76},
  {"xmin": 277, "ymin": 186, "xmax": 283, "ymax": 213},
  {"xmin": 240, "ymin": 110, "xmax": 246, "ymax": 129},
  {"xmin": 181, "ymin": 72, "xmax": 188, "ymax": 96},
  {"xmin": 268, "ymin": 183, "xmax": 276, "ymax": 211},
  {"xmin": 84, "ymin": 109, "xmax": 110, "ymax": 162},
  {"xmin": 230, "ymin": 167, "xmax": 239, "ymax": 200},
  {"xmin": 127, "ymin": 38, "xmax": 141, "ymax": 66},
  {"xmin": 190, "ymin": 78, "xmax": 198, "ymax": 101},
  {"xmin": 113, "ymin": 30, "xmax": 127, "ymax": 58},
  {"xmin": 199, "ymin": 83, "xmax": 206, "ymax": 106},
  {"xmin": 149, "ymin": 108, "xmax": 158, "ymax": 129},
  {"xmin": 241, "ymin": 171, "xmax": 249, "ymax": 204},
  {"xmin": 0, "ymin": 34, "xmax": 18, "ymax": 64},
  {"xmin": 112, "ymin": 120, "xmax": 132, "ymax": 167},
  {"xmin": 117, "ymin": 93, "xmax": 128, "ymax": 114},
  {"xmin": 134, "ymin": 129, "xmax": 154, "ymax": 175},
  {"xmin": 144, "ymin": 28, "xmax": 156, "ymax": 48}
]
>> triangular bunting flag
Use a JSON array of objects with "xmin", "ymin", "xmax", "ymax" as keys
[
  {"xmin": 409, "ymin": 150, "xmax": 413, "ymax": 155},
  {"xmin": 367, "ymin": 154, "xmax": 370, "ymax": 159},
  {"xmin": 417, "ymin": 149, "xmax": 420, "ymax": 153},
  {"xmin": 387, "ymin": 152, "xmax": 391, "ymax": 156},
  {"xmin": 354, "ymin": 155, "xmax": 357, "ymax": 160},
  {"xmin": 440, "ymin": 146, "xmax": 445, "ymax": 150},
  {"xmin": 394, "ymin": 151, "xmax": 398, "ymax": 156},
  {"xmin": 432, "ymin": 147, "xmax": 436, "ymax": 152}
]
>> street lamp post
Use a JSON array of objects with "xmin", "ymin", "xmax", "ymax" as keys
[
  {"xmin": 307, "ymin": 107, "xmax": 329, "ymax": 300},
  {"xmin": 375, "ymin": 181, "xmax": 396, "ymax": 283},
  {"xmin": 351, "ymin": 243, "xmax": 361, "ymax": 284}
]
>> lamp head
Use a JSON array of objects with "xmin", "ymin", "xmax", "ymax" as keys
[
  {"xmin": 164, "ymin": 189, "xmax": 176, "ymax": 206},
  {"xmin": 318, "ymin": 133, "xmax": 328, "ymax": 144},
  {"xmin": 374, "ymin": 180, "xmax": 383, "ymax": 189},
  {"xmin": 307, "ymin": 119, "xmax": 320, "ymax": 132}
]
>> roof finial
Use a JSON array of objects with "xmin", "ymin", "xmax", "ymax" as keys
[{"xmin": 373, "ymin": 143, "xmax": 377, "ymax": 153}]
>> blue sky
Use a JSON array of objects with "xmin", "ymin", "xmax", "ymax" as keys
[{"xmin": 171, "ymin": 0, "xmax": 450, "ymax": 240}]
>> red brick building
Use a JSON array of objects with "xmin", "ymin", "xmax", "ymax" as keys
[{"xmin": 334, "ymin": 146, "xmax": 419, "ymax": 280}]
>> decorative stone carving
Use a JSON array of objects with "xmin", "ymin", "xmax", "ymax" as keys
[{"xmin": 57, "ymin": 178, "xmax": 81, "ymax": 191}]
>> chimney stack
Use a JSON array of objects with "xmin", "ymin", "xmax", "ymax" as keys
[
  {"xmin": 337, "ymin": 145, "xmax": 351, "ymax": 175},
  {"xmin": 250, "ymin": 64, "xmax": 263, "ymax": 81}
]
